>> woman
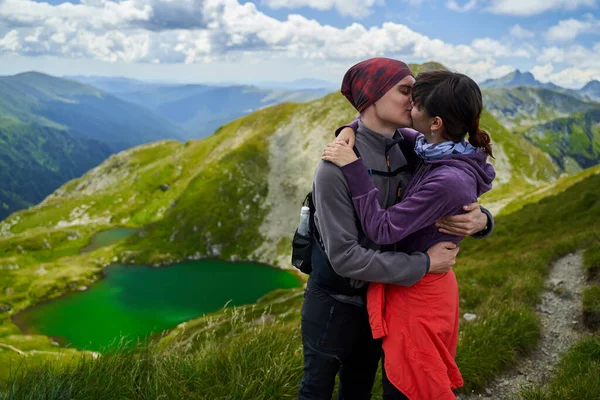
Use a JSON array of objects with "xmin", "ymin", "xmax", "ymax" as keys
[{"xmin": 322, "ymin": 70, "xmax": 495, "ymax": 399}]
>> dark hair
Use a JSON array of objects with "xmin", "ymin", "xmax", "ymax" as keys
[{"xmin": 412, "ymin": 70, "xmax": 493, "ymax": 157}]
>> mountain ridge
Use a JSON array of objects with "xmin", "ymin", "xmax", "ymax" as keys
[{"xmin": 0, "ymin": 72, "xmax": 185, "ymax": 220}]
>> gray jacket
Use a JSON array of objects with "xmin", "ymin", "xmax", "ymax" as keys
[{"xmin": 311, "ymin": 121, "xmax": 429, "ymax": 304}]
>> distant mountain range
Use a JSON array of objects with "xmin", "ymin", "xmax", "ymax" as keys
[
  {"xmin": 481, "ymin": 70, "xmax": 561, "ymax": 90},
  {"xmin": 0, "ymin": 72, "xmax": 334, "ymax": 220},
  {"xmin": 69, "ymin": 76, "xmax": 330, "ymax": 139},
  {"xmin": 481, "ymin": 70, "xmax": 599, "ymax": 102},
  {"xmin": 1, "ymin": 72, "xmax": 183, "ymax": 151},
  {"xmin": 2, "ymin": 65, "xmax": 600, "ymax": 222},
  {"xmin": 0, "ymin": 72, "xmax": 185, "ymax": 220}
]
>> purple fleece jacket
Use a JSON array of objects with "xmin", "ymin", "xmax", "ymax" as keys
[{"xmin": 341, "ymin": 150, "xmax": 495, "ymax": 252}]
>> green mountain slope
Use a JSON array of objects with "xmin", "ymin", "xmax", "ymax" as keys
[
  {"xmin": 0, "ymin": 72, "xmax": 184, "ymax": 151},
  {"xmin": 482, "ymin": 86, "xmax": 599, "ymax": 129},
  {"xmin": 0, "ymin": 119, "xmax": 113, "ymax": 220},
  {"xmin": 477, "ymin": 109, "xmax": 561, "ymax": 213},
  {"xmin": 0, "ymin": 72, "xmax": 186, "ymax": 220},
  {"xmin": 500, "ymin": 164, "xmax": 600, "ymax": 216},
  {"xmin": 523, "ymin": 109, "xmax": 600, "ymax": 172},
  {"xmin": 408, "ymin": 61, "xmax": 447, "ymax": 75}
]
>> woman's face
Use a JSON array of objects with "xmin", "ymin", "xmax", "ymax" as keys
[
  {"xmin": 373, "ymin": 75, "xmax": 416, "ymax": 128},
  {"xmin": 411, "ymin": 103, "xmax": 433, "ymax": 135}
]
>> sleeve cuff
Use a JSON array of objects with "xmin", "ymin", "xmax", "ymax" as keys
[
  {"xmin": 423, "ymin": 251, "xmax": 430, "ymax": 274},
  {"xmin": 340, "ymin": 158, "xmax": 375, "ymax": 197},
  {"xmin": 473, "ymin": 206, "xmax": 494, "ymax": 238}
]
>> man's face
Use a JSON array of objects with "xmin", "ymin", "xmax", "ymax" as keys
[{"xmin": 372, "ymin": 75, "xmax": 416, "ymax": 129}]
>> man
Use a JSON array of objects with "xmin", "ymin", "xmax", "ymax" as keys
[{"xmin": 298, "ymin": 58, "xmax": 493, "ymax": 400}]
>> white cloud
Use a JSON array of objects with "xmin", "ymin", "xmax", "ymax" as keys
[
  {"xmin": 453, "ymin": 59, "xmax": 514, "ymax": 82},
  {"xmin": 509, "ymin": 24, "xmax": 535, "ymax": 39},
  {"xmin": 533, "ymin": 64, "xmax": 600, "ymax": 88},
  {"xmin": 446, "ymin": 0, "xmax": 478, "ymax": 12},
  {"xmin": 0, "ymin": 0, "xmax": 535, "ymax": 84},
  {"xmin": 487, "ymin": 0, "xmax": 595, "ymax": 16},
  {"xmin": 259, "ymin": 0, "xmax": 383, "ymax": 17},
  {"xmin": 471, "ymin": 37, "xmax": 531, "ymax": 58},
  {"xmin": 532, "ymin": 43, "xmax": 600, "ymax": 87},
  {"xmin": 489, "ymin": 64, "xmax": 516, "ymax": 78},
  {"xmin": 0, "ymin": 30, "xmax": 20, "ymax": 52},
  {"xmin": 538, "ymin": 44, "xmax": 600, "ymax": 69},
  {"xmin": 531, "ymin": 63, "xmax": 554, "ymax": 81},
  {"xmin": 545, "ymin": 15, "xmax": 600, "ymax": 42}
]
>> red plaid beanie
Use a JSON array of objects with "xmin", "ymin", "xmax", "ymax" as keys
[{"xmin": 341, "ymin": 58, "xmax": 413, "ymax": 112}]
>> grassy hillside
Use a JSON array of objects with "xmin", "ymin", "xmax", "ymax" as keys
[
  {"xmin": 408, "ymin": 61, "xmax": 447, "ymax": 75},
  {"xmin": 500, "ymin": 164, "xmax": 600, "ymax": 216},
  {"xmin": 0, "ymin": 92, "xmax": 354, "ymax": 381},
  {"xmin": 477, "ymin": 109, "xmax": 561, "ymax": 212}
]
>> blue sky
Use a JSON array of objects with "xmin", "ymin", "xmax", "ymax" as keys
[{"xmin": 0, "ymin": 0, "xmax": 598, "ymax": 87}]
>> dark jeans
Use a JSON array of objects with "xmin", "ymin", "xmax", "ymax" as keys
[
  {"xmin": 381, "ymin": 352, "xmax": 409, "ymax": 400},
  {"xmin": 298, "ymin": 283, "xmax": 381, "ymax": 400}
]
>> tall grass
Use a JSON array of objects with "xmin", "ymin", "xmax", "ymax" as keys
[{"xmin": 2, "ymin": 311, "xmax": 304, "ymax": 400}]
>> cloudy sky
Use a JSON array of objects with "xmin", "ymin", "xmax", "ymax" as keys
[{"xmin": 0, "ymin": 0, "xmax": 598, "ymax": 88}]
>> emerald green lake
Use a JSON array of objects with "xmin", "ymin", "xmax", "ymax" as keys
[
  {"xmin": 80, "ymin": 227, "xmax": 138, "ymax": 253},
  {"xmin": 13, "ymin": 260, "xmax": 300, "ymax": 351}
]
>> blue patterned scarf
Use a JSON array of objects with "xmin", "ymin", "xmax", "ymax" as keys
[{"xmin": 414, "ymin": 134, "xmax": 478, "ymax": 160}]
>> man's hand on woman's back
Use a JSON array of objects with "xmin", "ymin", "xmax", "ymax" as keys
[{"xmin": 427, "ymin": 242, "xmax": 459, "ymax": 274}]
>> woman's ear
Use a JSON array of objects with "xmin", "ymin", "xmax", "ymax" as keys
[{"xmin": 431, "ymin": 116, "xmax": 443, "ymax": 133}]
